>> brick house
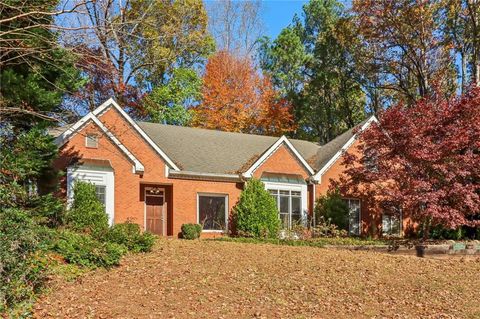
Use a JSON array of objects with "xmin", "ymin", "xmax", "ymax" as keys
[{"xmin": 52, "ymin": 99, "xmax": 404, "ymax": 238}]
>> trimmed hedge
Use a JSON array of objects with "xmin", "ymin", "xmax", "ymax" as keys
[
  {"xmin": 232, "ymin": 179, "xmax": 280, "ymax": 238},
  {"xmin": 181, "ymin": 223, "xmax": 202, "ymax": 239}
]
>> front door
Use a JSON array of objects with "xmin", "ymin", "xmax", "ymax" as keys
[{"xmin": 145, "ymin": 192, "xmax": 166, "ymax": 236}]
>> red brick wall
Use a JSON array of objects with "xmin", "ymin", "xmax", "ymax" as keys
[
  {"xmin": 56, "ymin": 107, "xmax": 308, "ymax": 237},
  {"xmin": 314, "ymin": 139, "xmax": 415, "ymax": 237},
  {"xmin": 252, "ymin": 144, "xmax": 311, "ymax": 179}
]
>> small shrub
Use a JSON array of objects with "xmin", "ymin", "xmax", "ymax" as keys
[
  {"xmin": 314, "ymin": 189, "xmax": 349, "ymax": 231},
  {"xmin": 65, "ymin": 181, "xmax": 109, "ymax": 237},
  {"xmin": 232, "ymin": 178, "xmax": 280, "ymax": 238},
  {"xmin": 312, "ymin": 216, "xmax": 348, "ymax": 238},
  {"xmin": 107, "ymin": 221, "xmax": 156, "ymax": 252},
  {"xmin": 181, "ymin": 223, "xmax": 202, "ymax": 239},
  {"xmin": 54, "ymin": 230, "xmax": 126, "ymax": 268}
]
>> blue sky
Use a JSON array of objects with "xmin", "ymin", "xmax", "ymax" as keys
[{"xmin": 261, "ymin": 1, "xmax": 308, "ymax": 38}]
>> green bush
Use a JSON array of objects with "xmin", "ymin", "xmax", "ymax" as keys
[
  {"xmin": 232, "ymin": 178, "xmax": 280, "ymax": 238},
  {"xmin": 181, "ymin": 223, "xmax": 202, "ymax": 239},
  {"xmin": 54, "ymin": 230, "xmax": 126, "ymax": 268},
  {"xmin": 0, "ymin": 208, "xmax": 46, "ymax": 313},
  {"xmin": 107, "ymin": 221, "xmax": 156, "ymax": 252},
  {"xmin": 314, "ymin": 190, "xmax": 349, "ymax": 231},
  {"xmin": 65, "ymin": 181, "xmax": 109, "ymax": 237}
]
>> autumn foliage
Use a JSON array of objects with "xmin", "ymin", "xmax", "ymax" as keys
[
  {"xmin": 192, "ymin": 51, "xmax": 295, "ymax": 136},
  {"xmin": 337, "ymin": 87, "xmax": 480, "ymax": 230}
]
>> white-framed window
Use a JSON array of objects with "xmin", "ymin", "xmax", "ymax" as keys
[
  {"xmin": 67, "ymin": 166, "xmax": 114, "ymax": 226},
  {"xmin": 344, "ymin": 198, "xmax": 361, "ymax": 236},
  {"xmin": 95, "ymin": 185, "xmax": 106, "ymax": 208},
  {"xmin": 268, "ymin": 189, "xmax": 303, "ymax": 229},
  {"xmin": 382, "ymin": 210, "xmax": 402, "ymax": 236},
  {"xmin": 85, "ymin": 134, "xmax": 98, "ymax": 148},
  {"xmin": 197, "ymin": 193, "xmax": 228, "ymax": 232}
]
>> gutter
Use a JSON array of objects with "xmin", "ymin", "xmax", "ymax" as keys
[{"xmin": 168, "ymin": 170, "xmax": 243, "ymax": 182}]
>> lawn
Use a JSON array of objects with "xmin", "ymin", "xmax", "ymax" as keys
[{"xmin": 34, "ymin": 239, "xmax": 480, "ymax": 319}]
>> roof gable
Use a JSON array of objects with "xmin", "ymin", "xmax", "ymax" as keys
[
  {"xmin": 137, "ymin": 122, "xmax": 319, "ymax": 175},
  {"xmin": 243, "ymin": 136, "xmax": 315, "ymax": 178},
  {"xmin": 56, "ymin": 98, "xmax": 180, "ymax": 171},
  {"xmin": 55, "ymin": 113, "xmax": 144, "ymax": 174},
  {"xmin": 312, "ymin": 115, "xmax": 378, "ymax": 182}
]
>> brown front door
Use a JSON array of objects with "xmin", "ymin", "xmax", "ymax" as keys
[{"xmin": 146, "ymin": 195, "xmax": 166, "ymax": 235}]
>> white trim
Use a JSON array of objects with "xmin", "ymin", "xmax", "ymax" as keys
[
  {"xmin": 197, "ymin": 192, "xmax": 229, "ymax": 233},
  {"xmin": 93, "ymin": 98, "xmax": 180, "ymax": 171},
  {"xmin": 55, "ymin": 113, "xmax": 144, "ymax": 174},
  {"xmin": 143, "ymin": 187, "xmax": 166, "ymax": 235},
  {"xmin": 313, "ymin": 116, "xmax": 378, "ymax": 182},
  {"xmin": 263, "ymin": 181, "xmax": 308, "ymax": 229},
  {"xmin": 243, "ymin": 135, "xmax": 315, "ymax": 178},
  {"xmin": 67, "ymin": 165, "xmax": 115, "ymax": 226}
]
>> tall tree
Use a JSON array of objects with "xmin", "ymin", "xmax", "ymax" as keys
[
  {"xmin": 443, "ymin": 0, "xmax": 480, "ymax": 89},
  {"xmin": 336, "ymin": 88, "xmax": 480, "ymax": 236},
  {"xmin": 206, "ymin": 0, "xmax": 263, "ymax": 56},
  {"xmin": 352, "ymin": 0, "xmax": 457, "ymax": 106},
  {"xmin": 260, "ymin": 0, "xmax": 366, "ymax": 144},
  {"xmin": 193, "ymin": 51, "xmax": 294, "ymax": 136},
  {"xmin": 63, "ymin": 0, "xmax": 214, "ymax": 113},
  {"xmin": 142, "ymin": 68, "xmax": 201, "ymax": 126},
  {"xmin": 0, "ymin": 0, "xmax": 83, "ymax": 124}
]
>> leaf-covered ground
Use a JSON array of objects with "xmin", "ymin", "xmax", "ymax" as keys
[{"xmin": 34, "ymin": 240, "xmax": 480, "ymax": 318}]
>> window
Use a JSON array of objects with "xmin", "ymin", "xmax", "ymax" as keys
[
  {"xmin": 85, "ymin": 134, "xmax": 98, "ymax": 148},
  {"xmin": 363, "ymin": 148, "xmax": 378, "ymax": 172},
  {"xmin": 382, "ymin": 206, "xmax": 402, "ymax": 236},
  {"xmin": 269, "ymin": 189, "xmax": 303, "ymax": 229},
  {"xmin": 198, "ymin": 194, "xmax": 227, "ymax": 231},
  {"xmin": 95, "ymin": 185, "xmax": 106, "ymax": 209},
  {"xmin": 344, "ymin": 198, "xmax": 361, "ymax": 236}
]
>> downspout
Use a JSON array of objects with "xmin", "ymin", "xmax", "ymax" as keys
[{"xmin": 312, "ymin": 183, "xmax": 316, "ymax": 227}]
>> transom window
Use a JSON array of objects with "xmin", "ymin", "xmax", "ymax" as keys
[
  {"xmin": 85, "ymin": 134, "xmax": 98, "ymax": 148},
  {"xmin": 198, "ymin": 194, "xmax": 228, "ymax": 231},
  {"xmin": 344, "ymin": 198, "xmax": 361, "ymax": 236},
  {"xmin": 269, "ymin": 189, "xmax": 302, "ymax": 229}
]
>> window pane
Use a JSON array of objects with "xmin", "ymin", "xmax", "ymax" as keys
[
  {"xmin": 279, "ymin": 195, "xmax": 289, "ymax": 214},
  {"xmin": 199, "ymin": 196, "xmax": 226, "ymax": 231},
  {"xmin": 291, "ymin": 191, "xmax": 301, "ymax": 197},
  {"xmin": 347, "ymin": 199, "xmax": 360, "ymax": 236},
  {"xmin": 280, "ymin": 190, "xmax": 290, "ymax": 195},
  {"xmin": 383, "ymin": 213, "xmax": 401, "ymax": 235},
  {"xmin": 95, "ymin": 185, "xmax": 106, "ymax": 210},
  {"xmin": 279, "ymin": 213, "xmax": 289, "ymax": 229},
  {"xmin": 268, "ymin": 189, "xmax": 278, "ymax": 195}
]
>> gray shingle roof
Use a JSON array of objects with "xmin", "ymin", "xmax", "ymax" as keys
[
  {"xmin": 51, "ymin": 117, "xmax": 371, "ymax": 175},
  {"xmin": 311, "ymin": 118, "xmax": 370, "ymax": 171},
  {"xmin": 137, "ymin": 122, "xmax": 320, "ymax": 174}
]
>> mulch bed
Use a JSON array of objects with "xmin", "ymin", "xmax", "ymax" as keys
[{"xmin": 34, "ymin": 239, "xmax": 480, "ymax": 318}]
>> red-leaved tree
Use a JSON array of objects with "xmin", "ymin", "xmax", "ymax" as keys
[{"xmin": 336, "ymin": 87, "xmax": 480, "ymax": 235}]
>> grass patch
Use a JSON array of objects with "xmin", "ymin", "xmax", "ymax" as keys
[{"xmin": 211, "ymin": 236, "xmax": 386, "ymax": 247}]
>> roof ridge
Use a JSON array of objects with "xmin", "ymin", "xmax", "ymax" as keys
[{"xmin": 135, "ymin": 121, "xmax": 320, "ymax": 146}]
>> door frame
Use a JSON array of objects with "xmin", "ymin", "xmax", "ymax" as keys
[{"xmin": 144, "ymin": 186, "xmax": 165, "ymax": 235}]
